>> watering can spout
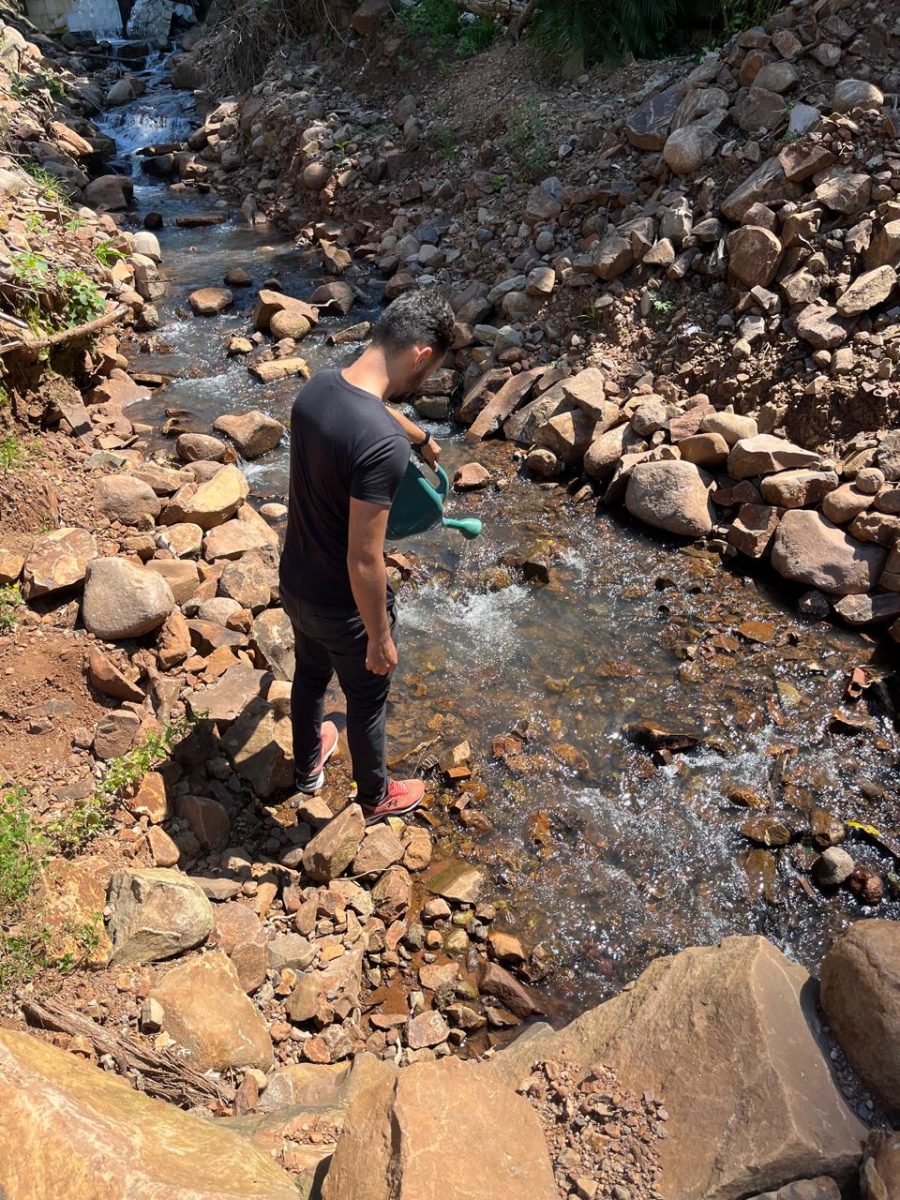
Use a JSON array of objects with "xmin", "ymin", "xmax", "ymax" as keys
[{"xmin": 443, "ymin": 516, "xmax": 482, "ymax": 540}]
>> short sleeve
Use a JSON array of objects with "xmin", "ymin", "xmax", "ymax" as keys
[{"xmin": 350, "ymin": 434, "xmax": 409, "ymax": 507}]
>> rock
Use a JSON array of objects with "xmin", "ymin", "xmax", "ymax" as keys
[
  {"xmin": 352, "ymin": 824, "xmax": 404, "ymax": 876},
  {"xmin": 269, "ymin": 308, "xmax": 312, "ymax": 340},
  {"xmin": 820, "ymin": 920, "xmax": 900, "ymax": 1116},
  {"xmin": 835, "ymin": 266, "xmax": 897, "ymax": 316},
  {"xmin": 0, "ymin": 1029, "xmax": 297, "ymax": 1200},
  {"xmin": 22, "ymin": 528, "xmax": 97, "ymax": 598},
  {"xmin": 728, "ymin": 503, "xmax": 781, "ymax": 558},
  {"xmin": 161, "ymin": 466, "xmax": 250, "ymax": 531},
  {"xmin": 37, "ymin": 856, "xmax": 112, "ymax": 969},
  {"xmin": 534, "ymin": 409, "xmax": 596, "ymax": 466},
  {"xmin": 221, "ymin": 697, "xmax": 294, "ymax": 797},
  {"xmin": 745, "ymin": 1182, "xmax": 839, "ymax": 1200},
  {"xmin": 302, "ymin": 805, "xmax": 365, "ymax": 883},
  {"xmin": 663, "ymin": 125, "xmax": 717, "ymax": 176},
  {"xmin": 625, "ymin": 82, "xmax": 686, "ymax": 150},
  {"xmin": 585, "ymin": 424, "xmax": 644, "ymax": 479},
  {"xmin": 727, "ymin": 226, "xmax": 782, "ymax": 287},
  {"xmin": 466, "ymin": 369, "xmax": 544, "ymax": 442},
  {"xmin": 150, "ymin": 951, "xmax": 273, "ymax": 1071},
  {"xmin": 191, "ymin": 664, "xmax": 266, "ymax": 722},
  {"xmin": 700, "ymin": 411, "xmax": 758, "ymax": 445},
  {"xmin": 252, "ymin": 608, "xmax": 294, "ymax": 680},
  {"xmin": 203, "ymin": 521, "xmax": 272, "ymax": 561},
  {"xmin": 146, "ymin": 560, "xmax": 200, "ymax": 605},
  {"xmin": 487, "ymin": 936, "xmax": 865, "ymax": 1199},
  {"xmin": 778, "ymin": 141, "xmax": 835, "ymax": 184},
  {"xmin": 814, "ymin": 170, "xmax": 871, "ymax": 216},
  {"xmin": 93, "ymin": 709, "xmax": 140, "ymax": 759},
  {"xmin": 423, "ymin": 859, "xmax": 483, "ymax": 904},
  {"xmin": 861, "ymin": 1131, "xmax": 900, "ymax": 1200},
  {"xmin": 760, "ymin": 469, "xmax": 838, "ymax": 509},
  {"xmin": 728, "ymin": 435, "xmax": 820, "ymax": 479},
  {"xmin": 95, "ymin": 475, "xmax": 161, "ymax": 527},
  {"xmin": 833, "ymin": 593, "xmax": 900, "ymax": 626},
  {"xmin": 84, "ymin": 174, "xmax": 134, "ymax": 210},
  {"xmin": 175, "ymin": 794, "xmax": 231, "ymax": 853},
  {"xmin": 87, "ymin": 647, "xmax": 144, "ymax": 703},
  {"xmin": 722, "ymin": 157, "xmax": 800, "ymax": 223},
  {"xmin": 625, "ymin": 460, "xmax": 713, "ymax": 538},
  {"xmin": 771, "ymin": 510, "xmax": 885, "ymax": 596},
  {"xmin": 352, "ymin": 0, "xmax": 390, "ymax": 35},
  {"xmin": 754, "ymin": 60, "xmax": 798, "ymax": 93},
  {"xmin": 322, "ymin": 1057, "xmax": 557, "ymax": 1200},
  {"xmin": 630, "ymin": 397, "xmax": 668, "ymax": 437},
  {"xmin": 453, "ymin": 463, "xmax": 492, "ymax": 491},
  {"xmin": 286, "ymin": 944, "xmax": 365, "ymax": 1023},
  {"xmin": 175, "ymin": 433, "xmax": 228, "ymax": 463},
  {"xmin": 188, "ymin": 287, "xmax": 233, "ymax": 316},
  {"xmin": 107, "ymin": 868, "xmax": 213, "ymax": 966},
  {"xmin": 406, "ymin": 1010, "xmax": 450, "ymax": 1050},
  {"xmin": 590, "ymin": 234, "xmax": 633, "ymax": 281},
  {"xmin": 812, "ymin": 846, "xmax": 855, "ymax": 886},
  {"xmin": 821, "ymin": 484, "xmax": 873, "ymax": 524},
  {"xmin": 734, "ymin": 88, "xmax": 787, "ymax": 133},
  {"xmin": 82, "ymin": 558, "xmax": 174, "ymax": 640},
  {"xmin": 865, "ymin": 220, "xmax": 900, "ymax": 271},
  {"xmin": 250, "ymin": 357, "xmax": 311, "ymax": 384},
  {"xmin": 479, "ymin": 961, "xmax": 544, "ymax": 1018},
  {"xmin": 795, "ymin": 305, "xmax": 852, "ymax": 350},
  {"xmin": 832, "ymin": 79, "xmax": 884, "ymax": 113}
]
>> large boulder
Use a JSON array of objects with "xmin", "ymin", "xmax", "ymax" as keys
[
  {"xmin": 95, "ymin": 475, "xmax": 161, "ymax": 527},
  {"xmin": 322, "ymin": 1056, "xmax": 557, "ymax": 1200},
  {"xmin": 82, "ymin": 558, "xmax": 175, "ymax": 639},
  {"xmin": 107, "ymin": 868, "xmax": 213, "ymax": 965},
  {"xmin": 160, "ymin": 465, "xmax": 250, "ymax": 531},
  {"xmin": 485, "ymin": 937, "xmax": 865, "ymax": 1200},
  {"xmin": 150, "ymin": 951, "xmax": 274, "ymax": 1071},
  {"xmin": 728, "ymin": 435, "xmax": 820, "ymax": 479},
  {"xmin": 624, "ymin": 82, "xmax": 687, "ymax": 150},
  {"xmin": 820, "ymin": 920, "xmax": 900, "ymax": 1117},
  {"xmin": 84, "ymin": 174, "xmax": 134, "ymax": 210},
  {"xmin": 213, "ymin": 411, "xmax": 284, "ymax": 459},
  {"xmin": 625, "ymin": 460, "xmax": 714, "ymax": 537},
  {"xmin": 770, "ymin": 510, "xmax": 886, "ymax": 596},
  {"xmin": 22, "ymin": 527, "xmax": 97, "ymax": 598},
  {"xmin": 0, "ymin": 1029, "xmax": 297, "ymax": 1200}
]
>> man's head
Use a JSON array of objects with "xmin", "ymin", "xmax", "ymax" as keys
[{"xmin": 371, "ymin": 290, "xmax": 455, "ymax": 397}]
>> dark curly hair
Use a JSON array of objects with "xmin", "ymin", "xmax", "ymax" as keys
[{"xmin": 372, "ymin": 289, "xmax": 455, "ymax": 355}]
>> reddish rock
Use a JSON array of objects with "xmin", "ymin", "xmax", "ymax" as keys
[{"xmin": 727, "ymin": 225, "xmax": 783, "ymax": 287}]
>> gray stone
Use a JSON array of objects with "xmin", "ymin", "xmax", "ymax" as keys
[
  {"xmin": 82, "ymin": 558, "xmax": 174, "ymax": 640},
  {"xmin": 107, "ymin": 868, "xmax": 213, "ymax": 965}
]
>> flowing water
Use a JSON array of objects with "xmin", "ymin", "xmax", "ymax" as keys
[{"xmin": 100, "ymin": 52, "xmax": 900, "ymax": 1020}]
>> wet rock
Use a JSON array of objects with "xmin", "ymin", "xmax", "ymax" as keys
[
  {"xmin": 212, "ymin": 411, "xmax": 284, "ymax": 459},
  {"xmin": 23, "ymin": 528, "xmax": 97, "ymax": 598},
  {"xmin": 302, "ymin": 804, "xmax": 365, "ymax": 883},
  {"xmin": 175, "ymin": 433, "xmax": 228, "ymax": 463},
  {"xmin": 488, "ymin": 930, "xmax": 527, "ymax": 967},
  {"xmin": 453, "ymin": 462, "xmax": 491, "ymax": 491},
  {"xmin": 423, "ymin": 859, "xmax": 483, "ymax": 905},
  {"xmin": 812, "ymin": 847, "xmax": 855, "ymax": 887},
  {"xmin": 107, "ymin": 867, "xmax": 213, "ymax": 965},
  {"xmin": 336, "ymin": 1060, "xmax": 556, "ymax": 1199},
  {"xmin": 188, "ymin": 287, "xmax": 233, "ymax": 316},
  {"xmin": 526, "ymin": 448, "xmax": 561, "ymax": 478},
  {"xmin": 728, "ymin": 435, "xmax": 820, "ymax": 479},
  {"xmin": 809, "ymin": 809, "xmax": 845, "ymax": 849},
  {"xmin": 250, "ymin": 357, "xmax": 311, "ymax": 383},
  {"xmin": 625, "ymin": 460, "xmax": 714, "ymax": 537},
  {"xmin": 487, "ymin": 936, "xmax": 865, "ymax": 1198},
  {"xmin": 821, "ymin": 920, "xmax": 900, "ymax": 1115},
  {"xmin": 479, "ymin": 961, "xmax": 544, "ymax": 1018},
  {"xmin": 95, "ymin": 475, "xmax": 161, "ymax": 527},
  {"xmin": 82, "ymin": 558, "xmax": 174, "ymax": 640},
  {"xmin": 151, "ymin": 951, "xmax": 274, "ymax": 1071},
  {"xmin": 848, "ymin": 865, "xmax": 883, "ymax": 906},
  {"xmin": 833, "ymin": 593, "xmax": 900, "ymax": 626},
  {"xmin": 740, "ymin": 817, "xmax": 790, "ymax": 848},
  {"xmin": 253, "ymin": 289, "xmax": 318, "ymax": 334},
  {"xmin": 0, "ymin": 1030, "xmax": 297, "ymax": 1200},
  {"xmin": 771, "ymin": 510, "xmax": 885, "ymax": 596}
]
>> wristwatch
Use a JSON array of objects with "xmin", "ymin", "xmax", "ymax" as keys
[{"xmin": 412, "ymin": 429, "xmax": 430, "ymax": 453}]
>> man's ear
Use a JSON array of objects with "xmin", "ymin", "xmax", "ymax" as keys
[{"xmin": 413, "ymin": 345, "xmax": 434, "ymax": 372}]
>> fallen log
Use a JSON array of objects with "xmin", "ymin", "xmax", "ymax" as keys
[
  {"xmin": 23, "ymin": 997, "xmax": 233, "ymax": 1110},
  {"xmin": 0, "ymin": 303, "xmax": 129, "ymax": 356}
]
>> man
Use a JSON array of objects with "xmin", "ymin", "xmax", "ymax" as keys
[{"xmin": 280, "ymin": 290, "xmax": 455, "ymax": 824}]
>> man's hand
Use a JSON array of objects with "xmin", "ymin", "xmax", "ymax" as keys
[
  {"xmin": 418, "ymin": 436, "xmax": 441, "ymax": 469},
  {"xmin": 366, "ymin": 632, "xmax": 398, "ymax": 676}
]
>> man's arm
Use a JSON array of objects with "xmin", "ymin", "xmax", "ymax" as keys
[
  {"xmin": 348, "ymin": 498, "xmax": 397, "ymax": 676},
  {"xmin": 385, "ymin": 405, "xmax": 441, "ymax": 469}
]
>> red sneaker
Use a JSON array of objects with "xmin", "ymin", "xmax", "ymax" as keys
[
  {"xmin": 294, "ymin": 721, "xmax": 339, "ymax": 794},
  {"xmin": 361, "ymin": 778, "xmax": 425, "ymax": 825}
]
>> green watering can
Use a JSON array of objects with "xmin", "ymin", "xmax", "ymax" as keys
[{"xmin": 387, "ymin": 459, "xmax": 483, "ymax": 541}]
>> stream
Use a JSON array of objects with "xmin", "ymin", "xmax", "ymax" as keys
[{"xmin": 98, "ymin": 49, "xmax": 899, "ymax": 1020}]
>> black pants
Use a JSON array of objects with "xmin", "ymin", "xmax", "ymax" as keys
[{"xmin": 282, "ymin": 590, "xmax": 396, "ymax": 805}]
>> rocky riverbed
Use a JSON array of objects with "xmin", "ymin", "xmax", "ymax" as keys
[{"xmin": 0, "ymin": 5, "xmax": 897, "ymax": 1199}]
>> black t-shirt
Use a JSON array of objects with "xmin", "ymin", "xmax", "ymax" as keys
[{"xmin": 280, "ymin": 369, "xmax": 410, "ymax": 607}]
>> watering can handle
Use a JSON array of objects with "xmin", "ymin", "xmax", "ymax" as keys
[{"xmin": 415, "ymin": 459, "xmax": 450, "ymax": 503}]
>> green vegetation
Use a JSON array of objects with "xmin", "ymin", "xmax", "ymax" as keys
[
  {"xmin": 9, "ymin": 252, "xmax": 105, "ymax": 334},
  {"xmin": 398, "ymin": 0, "xmax": 497, "ymax": 57},
  {"xmin": 0, "ymin": 434, "xmax": 25, "ymax": 475},
  {"xmin": 501, "ymin": 98, "xmax": 552, "ymax": 183},
  {"xmin": 430, "ymin": 122, "xmax": 458, "ymax": 161},
  {"xmin": 56, "ymin": 268, "xmax": 105, "ymax": 327},
  {"xmin": 49, "ymin": 716, "xmax": 194, "ymax": 854},
  {"xmin": 0, "ymin": 582, "xmax": 24, "ymax": 630},
  {"xmin": 718, "ymin": 0, "xmax": 779, "ymax": 37},
  {"xmin": 0, "ymin": 786, "xmax": 46, "ymax": 916},
  {"xmin": 651, "ymin": 297, "xmax": 676, "ymax": 315},
  {"xmin": 21, "ymin": 162, "xmax": 67, "ymax": 207}
]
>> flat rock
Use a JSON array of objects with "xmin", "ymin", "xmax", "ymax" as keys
[
  {"xmin": 322, "ymin": 1056, "xmax": 557, "ymax": 1200},
  {"xmin": 0, "ymin": 1029, "xmax": 297, "ymax": 1200},
  {"xmin": 479, "ymin": 960, "xmax": 544, "ymax": 1018},
  {"xmin": 820, "ymin": 920, "xmax": 900, "ymax": 1117},
  {"xmin": 82, "ymin": 557, "xmax": 174, "ymax": 640},
  {"xmin": 161, "ymin": 465, "xmax": 250, "ymax": 531},
  {"xmin": 107, "ymin": 868, "xmax": 213, "ymax": 965},
  {"xmin": 352, "ymin": 824, "xmax": 404, "ymax": 876},
  {"xmin": 699, "ymin": 413, "xmax": 756, "ymax": 448},
  {"xmin": 151, "ymin": 950, "xmax": 274, "ymax": 1071},
  {"xmin": 722, "ymin": 156, "xmax": 801, "ymax": 222},
  {"xmin": 728, "ymin": 434, "xmax": 820, "ymax": 479},
  {"xmin": 189, "ymin": 287, "xmax": 233, "ymax": 316},
  {"xmin": 760, "ymin": 469, "xmax": 838, "ymax": 509},
  {"xmin": 625, "ymin": 460, "xmax": 714, "ymax": 537},
  {"xmin": 191, "ymin": 664, "xmax": 266, "ymax": 722},
  {"xmin": 423, "ymin": 858, "xmax": 483, "ymax": 904},
  {"xmin": 624, "ymin": 82, "xmax": 686, "ymax": 150},
  {"xmin": 23, "ymin": 528, "xmax": 97, "ymax": 598},
  {"xmin": 486, "ymin": 936, "xmax": 865, "ymax": 1199},
  {"xmin": 213, "ymin": 410, "xmax": 284, "ymax": 459},
  {"xmin": 835, "ymin": 266, "xmax": 896, "ymax": 316},
  {"xmin": 771, "ymin": 510, "xmax": 886, "ymax": 595},
  {"xmin": 302, "ymin": 805, "xmax": 365, "ymax": 883}
]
